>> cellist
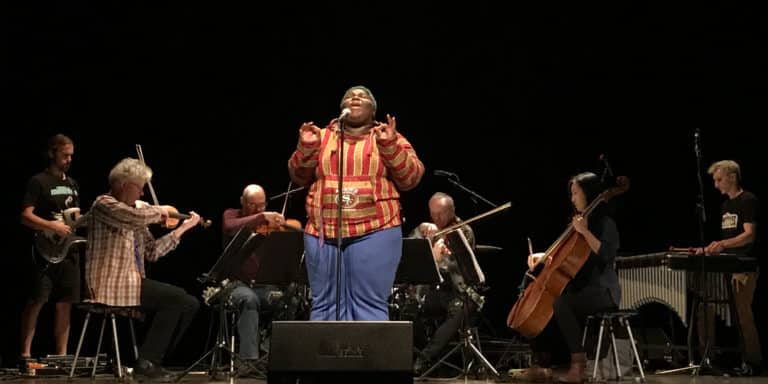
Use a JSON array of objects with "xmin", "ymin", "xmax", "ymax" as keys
[
  {"xmin": 220, "ymin": 184, "xmax": 288, "ymax": 376},
  {"xmin": 514, "ymin": 172, "xmax": 621, "ymax": 383}
]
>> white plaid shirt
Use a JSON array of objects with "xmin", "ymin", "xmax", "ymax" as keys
[{"xmin": 85, "ymin": 194, "xmax": 179, "ymax": 306}]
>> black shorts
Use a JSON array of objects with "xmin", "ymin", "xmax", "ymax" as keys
[{"xmin": 29, "ymin": 254, "xmax": 80, "ymax": 304}]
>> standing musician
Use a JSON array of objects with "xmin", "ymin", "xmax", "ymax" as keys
[
  {"xmin": 409, "ymin": 192, "xmax": 481, "ymax": 375},
  {"xmin": 515, "ymin": 172, "xmax": 620, "ymax": 383},
  {"xmin": 19, "ymin": 134, "xmax": 81, "ymax": 368},
  {"xmin": 85, "ymin": 158, "xmax": 200, "ymax": 380},
  {"xmin": 221, "ymin": 184, "xmax": 286, "ymax": 376},
  {"xmin": 696, "ymin": 160, "xmax": 761, "ymax": 375},
  {"xmin": 288, "ymin": 85, "xmax": 424, "ymax": 320}
]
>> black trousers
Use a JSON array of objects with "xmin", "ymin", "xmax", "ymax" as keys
[
  {"xmin": 532, "ymin": 286, "xmax": 616, "ymax": 356},
  {"xmin": 139, "ymin": 279, "xmax": 200, "ymax": 363},
  {"xmin": 418, "ymin": 287, "xmax": 478, "ymax": 361}
]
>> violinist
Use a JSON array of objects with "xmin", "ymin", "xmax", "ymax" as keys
[
  {"xmin": 410, "ymin": 192, "xmax": 479, "ymax": 375},
  {"xmin": 220, "ymin": 184, "xmax": 286, "ymax": 376},
  {"xmin": 515, "ymin": 172, "xmax": 620, "ymax": 383},
  {"xmin": 85, "ymin": 158, "xmax": 201, "ymax": 380}
]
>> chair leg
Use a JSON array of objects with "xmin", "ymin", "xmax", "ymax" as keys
[
  {"xmin": 621, "ymin": 317, "xmax": 646, "ymax": 382},
  {"xmin": 69, "ymin": 312, "xmax": 91, "ymax": 379},
  {"xmin": 592, "ymin": 319, "xmax": 606, "ymax": 381},
  {"xmin": 110, "ymin": 314, "xmax": 124, "ymax": 380},
  {"xmin": 128, "ymin": 319, "xmax": 139, "ymax": 361},
  {"xmin": 581, "ymin": 317, "xmax": 591, "ymax": 348},
  {"xmin": 609, "ymin": 321, "xmax": 622, "ymax": 380},
  {"xmin": 91, "ymin": 316, "xmax": 107, "ymax": 378}
]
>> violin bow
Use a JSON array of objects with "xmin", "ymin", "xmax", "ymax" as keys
[{"xmin": 135, "ymin": 144, "xmax": 161, "ymax": 206}]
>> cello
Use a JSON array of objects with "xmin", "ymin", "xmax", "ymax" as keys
[{"xmin": 506, "ymin": 176, "xmax": 629, "ymax": 338}]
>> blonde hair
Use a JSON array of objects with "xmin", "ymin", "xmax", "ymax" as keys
[
  {"xmin": 708, "ymin": 160, "xmax": 741, "ymax": 182},
  {"xmin": 108, "ymin": 158, "xmax": 153, "ymax": 187}
]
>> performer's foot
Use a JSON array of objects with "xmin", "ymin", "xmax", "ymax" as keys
[
  {"xmin": 134, "ymin": 358, "xmax": 174, "ymax": 381},
  {"xmin": 508, "ymin": 366, "xmax": 553, "ymax": 382}
]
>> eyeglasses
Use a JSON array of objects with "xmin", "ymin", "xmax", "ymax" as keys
[{"xmin": 125, "ymin": 181, "xmax": 145, "ymax": 191}]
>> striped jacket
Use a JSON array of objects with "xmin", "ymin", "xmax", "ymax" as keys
[
  {"xmin": 288, "ymin": 121, "xmax": 424, "ymax": 239},
  {"xmin": 85, "ymin": 194, "xmax": 179, "ymax": 306}
]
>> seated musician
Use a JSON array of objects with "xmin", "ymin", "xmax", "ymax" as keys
[
  {"xmin": 409, "ymin": 192, "xmax": 482, "ymax": 375},
  {"xmin": 516, "ymin": 172, "xmax": 620, "ymax": 383},
  {"xmin": 85, "ymin": 158, "xmax": 201, "ymax": 380},
  {"xmin": 221, "ymin": 184, "xmax": 286, "ymax": 376},
  {"xmin": 696, "ymin": 160, "xmax": 761, "ymax": 375}
]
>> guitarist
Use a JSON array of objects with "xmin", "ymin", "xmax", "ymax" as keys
[{"xmin": 19, "ymin": 134, "xmax": 81, "ymax": 367}]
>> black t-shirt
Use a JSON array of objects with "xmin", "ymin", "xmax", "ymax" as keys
[
  {"xmin": 720, "ymin": 190, "xmax": 758, "ymax": 256},
  {"xmin": 22, "ymin": 171, "xmax": 80, "ymax": 222}
]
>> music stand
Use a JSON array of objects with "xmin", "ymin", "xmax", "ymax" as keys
[
  {"xmin": 205, "ymin": 226, "xmax": 255, "ymax": 283},
  {"xmin": 248, "ymin": 231, "xmax": 307, "ymax": 286},
  {"xmin": 396, "ymin": 238, "xmax": 444, "ymax": 286},
  {"xmin": 175, "ymin": 227, "xmax": 257, "ymax": 382},
  {"xmin": 419, "ymin": 230, "xmax": 499, "ymax": 380}
]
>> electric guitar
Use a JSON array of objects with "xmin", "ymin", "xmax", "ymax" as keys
[{"xmin": 33, "ymin": 208, "xmax": 87, "ymax": 266}]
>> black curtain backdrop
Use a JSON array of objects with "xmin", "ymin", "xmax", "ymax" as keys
[{"xmin": 3, "ymin": 2, "xmax": 766, "ymax": 369}]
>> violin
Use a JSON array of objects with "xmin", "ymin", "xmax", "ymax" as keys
[
  {"xmin": 135, "ymin": 144, "xmax": 212, "ymax": 230},
  {"xmin": 135, "ymin": 201, "xmax": 212, "ymax": 229},
  {"xmin": 161, "ymin": 205, "xmax": 212, "ymax": 229},
  {"xmin": 255, "ymin": 218, "xmax": 302, "ymax": 235},
  {"xmin": 254, "ymin": 180, "xmax": 305, "ymax": 235}
]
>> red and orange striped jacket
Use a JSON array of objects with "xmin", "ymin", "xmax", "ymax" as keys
[{"xmin": 288, "ymin": 121, "xmax": 424, "ymax": 239}]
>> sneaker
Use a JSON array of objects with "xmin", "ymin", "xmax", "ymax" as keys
[{"xmin": 134, "ymin": 358, "xmax": 174, "ymax": 381}]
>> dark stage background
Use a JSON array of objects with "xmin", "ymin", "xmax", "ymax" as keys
[{"xmin": 3, "ymin": 2, "xmax": 766, "ymax": 369}]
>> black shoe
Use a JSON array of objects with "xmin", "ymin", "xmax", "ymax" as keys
[
  {"xmin": 134, "ymin": 358, "xmax": 174, "ymax": 381},
  {"xmin": 237, "ymin": 359, "xmax": 266, "ymax": 378},
  {"xmin": 413, "ymin": 357, "xmax": 431, "ymax": 376},
  {"xmin": 734, "ymin": 362, "xmax": 763, "ymax": 377}
]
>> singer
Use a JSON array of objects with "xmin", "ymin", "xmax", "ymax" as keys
[{"xmin": 288, "ymin": 85, "xmax": 425, "ymax": 320}]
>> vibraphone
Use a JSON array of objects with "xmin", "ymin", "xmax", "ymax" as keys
[{"xmin": 615, "ymin": 252, "xmax": 757, "ymax": 326}]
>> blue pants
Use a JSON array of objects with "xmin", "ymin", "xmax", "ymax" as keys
[
  {"xmin": 230, "ymin": 283, "xmax": 274, "ymax": 359},
  {"xmin": 304, "ymin": 227, "xmax": 402, "ymax": 320}
]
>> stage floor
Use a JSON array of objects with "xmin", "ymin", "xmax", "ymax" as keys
[{"xmin": 1, "ymin": 371, "xmax": 765, "ymax": 384}]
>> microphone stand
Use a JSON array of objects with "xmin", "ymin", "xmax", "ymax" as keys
[
  {"xmin": 442, "ymin": 175, "xmax": 498, "ymax": 209},
  {"xmin": 335, "ymin": 118, "xmax": 345, "ymax": 321},
  {"xmin": 660, "ymin": 128, "xmax": 720, "ymax": 376}
]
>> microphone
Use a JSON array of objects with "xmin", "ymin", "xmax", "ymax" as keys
[
  {"xmin": 339, "ymin": 108, "xmax": 351, "ymax": 120},
  {"xmin": 434, "ymin": 170, "xmax": 458, "ymax": 179},
  {"xmin": 694, "ymin": 128, "xmax": 702, "ymax": 157}
]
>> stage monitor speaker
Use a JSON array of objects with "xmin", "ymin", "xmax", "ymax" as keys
[{"xmin": 268, "ymin": 321, "xmax": 413, "ymax": 384}]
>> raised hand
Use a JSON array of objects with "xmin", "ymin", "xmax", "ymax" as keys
[
  {"xmin": 299, "ymin": 122, "xmax": 321, "ymax": 146},
  {"xmin": 372, "ymin": 114, "xmax": 397, "ymax": 141}
]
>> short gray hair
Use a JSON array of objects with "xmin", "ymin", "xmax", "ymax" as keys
[
  {"xmin": 708, "ymin": 160, "xmax": 741, "ymax": 182},
  {"xmin": 108, "ymin": 158, "xmax": 153, "ymax": 186}
]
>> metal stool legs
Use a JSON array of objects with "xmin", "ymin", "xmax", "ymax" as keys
[
  {"xmin": 620, "ymin": 316, "xmax": 645, "ymax": 381},
  {"xmin": 584, "ymin": 314, "xmax": 646, "ymax": 382},
  {"xmin": 69, "ymin": 311, "xmax": 137, "ymax": 380}
]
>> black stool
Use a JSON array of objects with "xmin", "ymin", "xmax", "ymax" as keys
[
  {"xmin": 581, "ymin": 310, "xmax": 646, "ymax": 382},
  {"xmin": 68, "ymin": 302, "xmax": 142, "ymax": 380}
]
